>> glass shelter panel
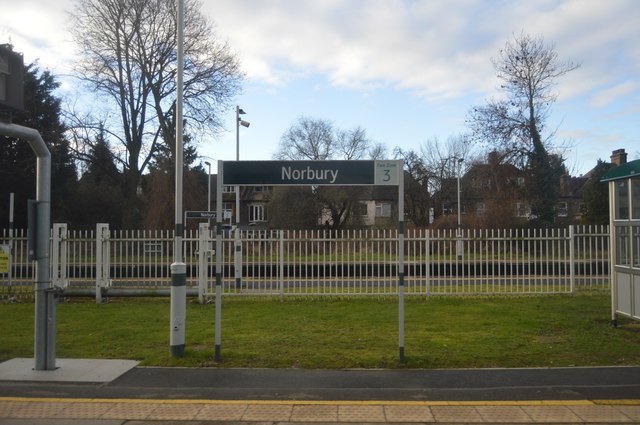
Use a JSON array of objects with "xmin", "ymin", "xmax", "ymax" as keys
[
  {"xmin": 616, "ymin": 225, "xmax": 631, "ymax": 266},
  {"xmin": 616, "ymin": 180, "xmax": 629, "ymax": 220},
  {"xmin": 634, "ymin": 225, "xmax": 640, "ymax": 268},
  {"xmin": 632, "ymin": 179, "xmax": 640, "ymax": 220}
]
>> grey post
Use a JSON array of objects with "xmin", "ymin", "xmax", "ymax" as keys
[
  {"xmin": 170, "ymin": 0, "xmax": 186, "ymax": 357},
  {"xmin": 0, "ymin": 122, "xmax": 53, "ymax": 370},
  {"xmin": 215, "ymin": 160, "xmax": 224, "ymax": 361}
]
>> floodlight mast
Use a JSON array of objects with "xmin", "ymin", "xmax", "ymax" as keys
[{"xmin": 234, "ymin": 105, "xmax": 248, "ymax": 289}]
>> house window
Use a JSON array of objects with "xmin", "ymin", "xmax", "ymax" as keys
[
  {"xmin": 515, "ymin": 202, "xmax": 530, "ymax": 218},
  {"xmin": 248, "ymin": 204, "xmax": 266, "ymax": 222},
  {"xmin": 476, "ymin": 202, "xmax": 486, "ymax": 215},
  {"xmin": 375, "ymin": 203, "xmax": 391, "ymax": 217},
  {"xmin": 556, "ymin": 202, "xmax": 568, "ymax": 217},
  {"xmin": 358, "ymin": 202, "xmax": 368, "ymax": 216},
  {"xmin": 223, "ymin": 186, "xmax": 236, "ymax": 193},
  {"xmin": 253, "ymin": 186, "xmax": 269, "ymax": 193},
  {"xmin": 517, "ymin": 177, "xmax": 525, "ymax": 187}
]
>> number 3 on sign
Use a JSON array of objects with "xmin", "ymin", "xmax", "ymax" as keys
[{"xmin": 374, "ymin": 161, "xmax": 399, "ymax": 185}]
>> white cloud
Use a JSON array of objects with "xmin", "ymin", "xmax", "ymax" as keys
[
  {"xmin": 589, "ymin": 81, "xmax": 639, "ymax": 108},
  {"xmin": 210, "ymin": 0, "xmax": 639, "ymax": 105}
]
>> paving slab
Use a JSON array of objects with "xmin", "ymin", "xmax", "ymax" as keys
[{"xmin": 0, "ymin": 358, "xmax": 139, "ymax": 383}]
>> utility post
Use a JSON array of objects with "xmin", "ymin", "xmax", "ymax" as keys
[
  {"xmin": 235, "ymin": 106, "xmax": 249, "ymax": 289},
  {"xmin": 170, "ymin": 0, "xmax": 186, "ymax": 357}
]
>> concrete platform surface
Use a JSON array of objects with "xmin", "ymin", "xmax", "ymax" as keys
[{"xmin": 0, "ymin": 358, "xmax": 139, "ymax": 383}]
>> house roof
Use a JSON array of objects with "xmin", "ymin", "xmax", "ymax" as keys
[{"xmin": 601, "ymin": 159, "xmax": 640, "ymax": 182}]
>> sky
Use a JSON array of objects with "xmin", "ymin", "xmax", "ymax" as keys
[{"xmin": 2, "ymin": 0, "xmax": 639, "ymax": 176}]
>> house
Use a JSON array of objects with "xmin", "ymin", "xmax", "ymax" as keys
[
  {"xmin": 208, "ymin": 175, "xmax": 271, "ymax": 228},
  {"xmin": 455, "ymin": 149, "xmax": 629, "ymax": 226},
  {"xmin": 209, "ymin": 176, "xmax": 399, "ymax": 229}
]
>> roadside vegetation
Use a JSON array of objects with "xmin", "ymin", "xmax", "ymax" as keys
[{"xmin": 1, "ymin": 294, "xmax": 638, "ymax": 369}]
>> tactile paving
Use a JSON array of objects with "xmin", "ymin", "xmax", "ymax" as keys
[
  {"xmin": 242, "ymin": 403, "xmax": 293, "ymax": 421},
  {"xmin": 384, "ymin": 404, "xmax": 435, "ymax": 422},
  {"xmin": 338, "ymin": 404, "xmax": 386, "ymax": 422},
  {"xmin": 291, "ymin": 404, "xmax": 339, "ymax": 422},
  {"xmin": 195, "ymin": 403, "xmax": 248, "ymax": 421},
  {"xmin": 431, "ymin": 405, "xmax": 484, "ymax": 422}
]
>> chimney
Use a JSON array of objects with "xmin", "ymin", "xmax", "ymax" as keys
[
  {"xmin": 610, "ymin": 149, "xmax": 627, "ymax": 166},
  {"xmin": 560, "ymin": 174, "xmax": 569, "ymax": 196}
]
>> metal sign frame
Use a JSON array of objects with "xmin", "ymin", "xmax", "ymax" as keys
[{"xmin": 214, "ymin": 160, "xmax": 406, "ymax": 362}]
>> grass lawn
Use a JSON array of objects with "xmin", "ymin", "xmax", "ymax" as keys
[{"xmin": 1, "ymin": 294, "xmax": 638, "ymax": 368}]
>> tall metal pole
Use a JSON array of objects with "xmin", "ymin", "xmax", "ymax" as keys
[
  {"xmin": 170, "ymin": 0, "xmax": 186, "ymax": 357},
  {"xmin": 456, "ymin": 158, "xmax": 463, "ymax": 260},
  {"xmin": 234, "ymin": 106, "xmax": 243, "ymax": 289},
  {"xmin": 235, "ymin": 106, "xmax": 240, "ymax": 226},
  {"xmin": 397, "ymin": 160, "xmax": 405, "ymax": 363},
  {"xmin": 215, "ymin": 160, "xmax": 224, "ymax": 360}
]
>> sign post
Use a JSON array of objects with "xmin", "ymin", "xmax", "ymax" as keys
[
  {"xmin": 0, "ymin": 245, "xmax": 9, "ymax": 274},
  {"xmin": 215, "ymin": 160, "xmax": 405, "ymax": 362}
]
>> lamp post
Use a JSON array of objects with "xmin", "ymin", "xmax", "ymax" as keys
[
  {"xmin": 170, "ymin": 0, "xmax": 186, "ymax": 358},
  {"xmin": 235, "ymin": 106, "xmax": 249, "ymax": 289},
  {"xmin": 235, "ymin": 106, "xmax": 249, "ymax": 225}
]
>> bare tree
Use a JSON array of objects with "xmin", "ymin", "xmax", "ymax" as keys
[
  {"xmin": 68, "ymin": 0, "xmax": 243, "ymax": 227},
  {"xmin": 272, "ymin": 117, "xmax": 378, "ymax": 229},
  {"xmin": 394, "ymin": 135, "xmax": 475, "ymax": 227},
  {"xmin": 467, "ymin": 32, "xmax": 579, "ymax": 226},
  {"xmin": 275, "ymin": 117, "xmax": 335, "ymax": 160}
]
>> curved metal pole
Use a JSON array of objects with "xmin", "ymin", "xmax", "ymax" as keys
[{"xmin": 0, "ymin": 122, "xmax": 53, "ymax": 370}]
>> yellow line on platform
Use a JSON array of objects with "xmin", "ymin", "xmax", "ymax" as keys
[{"xmin": 3, "ymin": 396, "xmax": 636, "ymax": 406}]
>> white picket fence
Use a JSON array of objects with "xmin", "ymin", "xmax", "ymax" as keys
[{"xmin": 0, "ymin": 224, "xmax": 609, "ymax": 300}]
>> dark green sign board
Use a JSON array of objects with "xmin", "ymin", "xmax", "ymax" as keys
[{"xmin": 222, "ymin": 160, "xmax": 400, "ymax": 186}]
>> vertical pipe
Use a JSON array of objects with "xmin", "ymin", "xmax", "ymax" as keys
[
  {"xmin": 0, "ymin": 123, "xmax": 52, "ymax": 370},
  {"xmin": 170, "ymin": 0, "xmax": 186, "ymax": 357}
]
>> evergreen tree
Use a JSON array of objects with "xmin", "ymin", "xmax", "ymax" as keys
[
  {"xmin": 581, "ymin": 160, "xmax": 615, "ymax": 225},
  {"xmin": 73, "ymin": 130, "xmax": 125, "ymax": 229},
  {"xmin": 0, "ymin": 58, "xmax": 77, "ymax": 227}
]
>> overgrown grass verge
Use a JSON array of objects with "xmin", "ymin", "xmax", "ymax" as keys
[{"xmin": 1, "ymin": 294, "xmax": 638, "ymax": 368}]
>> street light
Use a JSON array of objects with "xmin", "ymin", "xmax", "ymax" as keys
[
  {"xmin": 235, "ymin": 106, "xmax": 250, "ymax": 226},
  {"xmin": 235, "ymin": 106, "xmax": 249, "ymax": 289}
]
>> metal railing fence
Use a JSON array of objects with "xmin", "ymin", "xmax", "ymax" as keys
[{"xmin": 1, "ymin": 225, "xmax": 609, "ymax": 300}]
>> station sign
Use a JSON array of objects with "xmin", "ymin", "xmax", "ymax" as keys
[
  {"xmin": 222, "ymin": 160, "xmax": 400, "ymax": 186},
  {"xmin": 186, "ymin": 211, "xmax": 231, "ymax": 219}
]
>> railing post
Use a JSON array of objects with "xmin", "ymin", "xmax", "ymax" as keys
[
  {"xmin": 569, "ymin": 225, "xmax": 576, "ymax": 293},
  {"xmin": 426, "ymin": 229, "xmax": 431, "ymax": 296},
  {"xmin": 198, "ymin": 222, "xmax": 209, "ymax": 303},
  {"xmin": 279, "ymin": 230, "xmax": 285, "ymax": 297},
  {"xmin": 96, "ymin": 223, "xmax": 110, "ymax": 303},
  {"xmin": 51, "ymin": 223, "xmax": 68, "ymax": 288}
]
